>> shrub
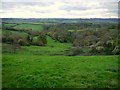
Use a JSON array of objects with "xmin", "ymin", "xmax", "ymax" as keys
[
  {"xmin": 38, "ymin": 34, "xmax": 47, "ymax": 45},
  {"xmin": 70, "ymin": 46, "xmax": 83, "ymax": 55},
  {"xmin": 31, "ymin": 40, "xmax": 44, "ymax": 46},
  {"xmin": 18, "ymin": 39, "xmax": 30, "ymax": 46}
]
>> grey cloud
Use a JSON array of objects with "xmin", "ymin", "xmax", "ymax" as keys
[
  {"xmin": 2, "ymin": 0, "xmax": 120, "ymax": 2},
  {"xmin": 99, "ymin": 2, "xmax": 118, "ymax": 14},
  {"xmin": 34, "ymin": 10, "xmax": 53, "ymax": 13},
  {"xmin": 2, "ymin": 2, "xmax": 54, "ymax": 10},
  {"xmin": 60, "ymin": 2, "xmax": 117, "ymax": 16},
  {"xmin": 60, "ymin": 6, "xmax": 89, "ymax": 11},
  {"xmin": 1, "ymin": 1, "xmax": 118, "ymax": 18},
  {"xmin": 96, "ymin": 2, "xmax": 117, "ymax": 10}
]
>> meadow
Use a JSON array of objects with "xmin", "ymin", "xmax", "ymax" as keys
[
  {"xmin": 3, "ymin": 54, "xmax": 118, "ymax": 88},
  {"xmin": 2, "ymin": 18, "xmax": 119, "ymax": 88},
  {"xmin": 14, "ymin": 23, "xmax": 44, "ymax": 31},
  {"xmin": 2, "ymin": 36, "xmax": 119, "ymax": 88}
]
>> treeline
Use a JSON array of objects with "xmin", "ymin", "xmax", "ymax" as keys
[
  {"xmin": 2, "ymin": 22, "xmax": 119, "ymax": 55},
  {"xmin": 2, "ymin": 18, "xmax": 118, "ymax": 23},
  {"xmin": 43, "ymin": 23, "xmax": 119, "ymax": 55},
  {"xmin": 3, "ymin": 31, "xmax": 47, "ymax": 46},
  {"xmin": 43, "ymin": 22, "xmax": 117, "ymax": 31},
  {"xmin": 2, "ymin": 26, "xmax": 47, "ymax": 46}
]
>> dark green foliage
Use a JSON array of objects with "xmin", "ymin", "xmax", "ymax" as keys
[
  {"xmin": 31, "ymin": 40, "xmax": 44, "ymax": 46},
  {"xmin": 2, "ymin": 31, "xmax": 30, "ymax": 46},
  {"xmin": 38, "ymin": 34, "xmax": 47, "ymax": 45},
  {"xmin": 90, "ymin": 34, "xmax": 120, "ymax": 55},
  {"xmin": 26, "ymin": 35, "xmax": 33, "ymax": 42},
  {"xmin": 107, "ymin": 67, "xmax": 118, "ymax": 72},
  {"xmin": 18, "ymin": 39, "xmax": 30, "ymax": 46},
  {"xmin": 2, "ymin": 31, "xmax": 14, "ymax": 44},
  {"xmin": 47, "ymin": 30, "xmax": 71, "ymax": 43},
  {"xmin": 70, "ymin": 47, "xmax": 83, "ymax": 55},
  {"xmin": 2, "ymin": 25, "xmax": 47, "ymax": 46},
  {"xmin": 27, "ymin": 34, "xmax": 48, "ymax": 46},
  {"xmin": 26, "ymin": 35, "xmax": 31, "ymax": 42},
  {"xmin": 43, "ymin": 22, "xmax": 119, "ymax": 55}
]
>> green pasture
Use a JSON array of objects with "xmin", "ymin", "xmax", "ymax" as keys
[
  {"xmin": 2, "ymin": 36, "xmax": 119, "ymax": 88},
  {"xmin": 2, "ymin": 22, "xmax": 119, "ymax": 88},
  {"xmin": 2, "ymin": 30, "xmax": 28, "ymax": 36},
  {"xmin": 21, "ymin": 36, "xmax": 72, "ymax": 55},
  {"xmin": 4, "ymin": 23, "xmax": 18, "ymax": 27},
  {"xmin": 14, "ymin": 24, "xmax": 43, "ymax": 31},
  {"xmin": 2, "ymin": 54, "xmax": 118, "ymax": 88}
]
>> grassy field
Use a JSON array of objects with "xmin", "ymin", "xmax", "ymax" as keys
[
  {"xmin": 14, "ymin": 24, "xmax": 43, "ymax": 31},
  {"xmin": 4, "ymin": 23, "xmax": 18, "ymax": 27},
  {"xmin": 3, "ymin": 30, "xmax": 28, "ymax": 36},
  {"xmin": 19, "ymin": 36, "xmax": 72, "ymax": 55},
  {"xmin": 2, "ymin": 54, "xmax": 118, "ymax": 88},
  {"xmin": 2, "ymin": 36, "xmax": 119, "ymax": 88},
  {"xmin": 2, "ymin": 22, "xmax": 119, "ymax": 88}
]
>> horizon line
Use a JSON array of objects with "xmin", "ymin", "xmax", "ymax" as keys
[{"xmin": 1, "ymin": 17, "xmax": 119, "ymax": 19}]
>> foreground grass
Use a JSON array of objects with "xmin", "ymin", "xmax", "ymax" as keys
[{"xmin": 2, "ymin": 54, "xmax": 118, "ymax": 88}]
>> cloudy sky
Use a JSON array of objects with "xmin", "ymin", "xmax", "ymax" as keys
[{"xmin": 0, "ymin": 0, "xmax": 119, "ymax": 18}]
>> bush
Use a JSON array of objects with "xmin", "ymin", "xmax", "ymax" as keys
[
  {"xmin": 31, "ymin": 41, "xmax": 44, "ymax": 46},
  {"xmin": 70, "ymin": 46, "xmax": 83, "ymax": 55},
  {"xmin": 18, "ymin": 39, "xmax": 30, "ymax": 46},
  {"xmin": 38, "ymin": 34, "xmax": 47, "ymax": 45},
  {"xmin": 90, "ymin": 46, "xmax": 105, "ymax": 55},
  {"xmin": 112, "ymin": 45, "xmax": 120, "ymax": 55}
]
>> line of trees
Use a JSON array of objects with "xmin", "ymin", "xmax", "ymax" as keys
[
  {"xmin": 2, "ymin": 22, "xmax": 119, "ymax": 55},
  {"xmin": 2, "ymin": 26, "xmax": 47, "ymax": 46},
  {"xmin": 43, "ymin": 22, "xmax": 119, "ymax": 55}
]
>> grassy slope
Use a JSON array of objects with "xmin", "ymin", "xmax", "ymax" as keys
[
  {"xmin": 4, "ymin": 23, "xmax": 18, "ymax": 27},
  {"xmin": 24, "ymin": 36, "xmax": 71, "ymax": 51},
  {"xmin": 3, "ymin": 30, "xmax": 28, "ymax": 36},
  {"xmin": 21, "ymin": 36, "xmax": 72, "ymax": 55},
  {"xmin": 2, "ymin": 54, "xmax": 118, "ymax": 88},
  {"xmin": 2, "ymin": 36, "xmax": 119, "ymax": 88},
  {"xmin": 14, "ymin": 24, "xmax": 43, "ymax": 31}
]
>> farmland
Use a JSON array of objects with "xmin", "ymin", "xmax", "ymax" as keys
[
  {"xmin": 14, "ymin": 24, "xmax": 44, "ymax": 31},
  {"xmin": 2, "ymin": 18, "xmax": 119, "ymax": 88}
]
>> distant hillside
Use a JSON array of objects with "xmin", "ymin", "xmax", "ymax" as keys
[{"xmin": 1, "ymin": 18, "xmax": 118, "ymax": 24}]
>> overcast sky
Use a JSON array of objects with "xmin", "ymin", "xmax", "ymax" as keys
[{"xmin": 0, "ymin": 0, "xmax": 119, "ymax": 18}]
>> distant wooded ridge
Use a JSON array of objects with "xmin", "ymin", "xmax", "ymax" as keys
[{"xmin": 1, "ymin": 18, "xmax": 118, "ymax": 23}]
